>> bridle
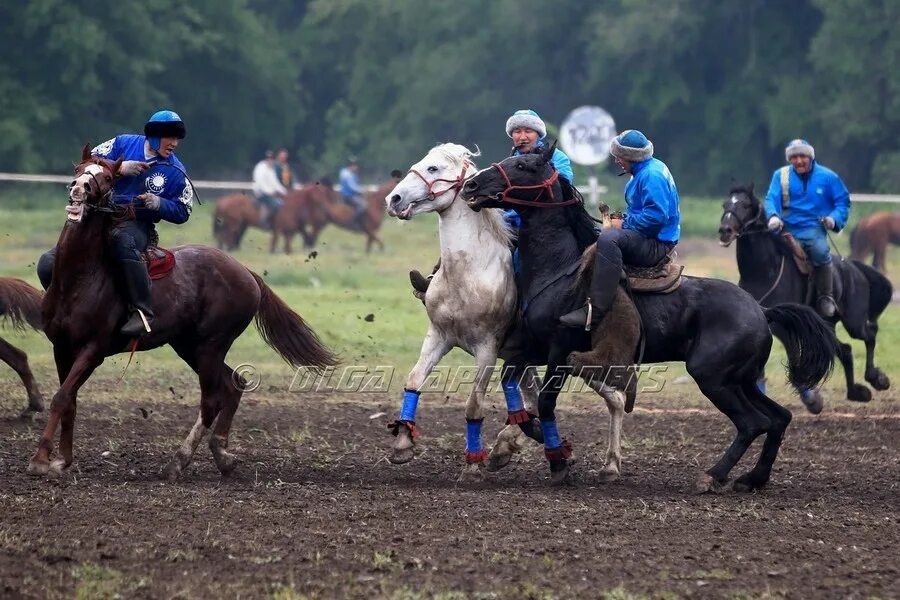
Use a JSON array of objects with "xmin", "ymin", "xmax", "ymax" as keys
[
  {"xmin": 406, "ymin": 160, "xmax": 472, "ymax": 201},
  {"xmin": 485, "ymin": 160, "xmax": 578, "ymax": 208},
  {"xmin": 721, "ymin": 193, "xmax": 767, "ymax": 238},
  {"xmin": 69, "ymin": 160, "xmax": 123, "ymax": 214}
]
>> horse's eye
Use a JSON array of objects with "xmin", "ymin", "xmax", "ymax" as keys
[
  {"xmin": 516, "ymin": 163, "xmax": 524, "ymax": 170},
  {"xmin": 427, "ymin": 166, "xmax": 438, "ymax": 173},
  {"xmin": 105, "ymin": 175, "xmax": 112, "ymax": 181}
]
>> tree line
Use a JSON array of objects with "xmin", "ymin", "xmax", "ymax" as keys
[{"xmin": 1, "ymin": 0, "xmax": 897, "ymax": 194}]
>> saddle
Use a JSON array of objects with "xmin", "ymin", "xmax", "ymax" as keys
[
  {"xmin": 780, "ymin": 232, "xmax": 811, "ymax": 275},
  {"xmin": 141, "ymin": 246, "xmax": 176, "ymax": 280},
  {"xmin": 624, "ymin": 250, "xmax": 684, "ymax": 294}
]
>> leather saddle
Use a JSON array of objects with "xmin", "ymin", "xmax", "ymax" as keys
[
  {"xmin": 624, "ymin": 250, "xmax": 683, "ymax": 294},
  {"xmin": 780, "ymin": 232, "xmax": 811, "ymax": 276},
  {"xmin": 141, "ymin": 246, "xmax": 176, "ymax": 280}
]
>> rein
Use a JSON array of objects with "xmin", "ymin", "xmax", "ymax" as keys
[
  {"xmin": 407, "ymin": 161, "xmax": 471, "ymax": 201},
  {"xmin": 489, "ymin": 162, "xmax": 579, "ymax": 208}
]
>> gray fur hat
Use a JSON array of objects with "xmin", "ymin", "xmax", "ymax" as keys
[
  {"xmin": 785, "ymin": 138, "xmax": 815, "ymax": 161},
  {"xmin": 610, "ymin": 129, "xmax": 654, "ymax": 162},
  {"xmin": 505, "ymin": 109, "xmax": 547, "ymax": 139}
]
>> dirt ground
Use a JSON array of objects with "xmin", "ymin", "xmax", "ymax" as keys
[{"xmin": 0, "ymin": 383, "xmax": 897, "ymax": 600}]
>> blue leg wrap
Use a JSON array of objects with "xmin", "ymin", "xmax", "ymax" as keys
[
  {"xmin": 465, "ymin": 419, "xmax": 483, "ymax": 453},
  {"xmin": 540, "ymin": 419, "xmax": 562, "ymax": 449},
  {"xmin": 400, "ymin": 389, "xmax": 420, "ymax": 422},
  {"xmin": 757, "ymin": 379, "xmax": 767, "ymax": 394},
  {"xmin": 502, "ymin": 381, "xmax": 525, "ymax": 413},
  {"xmin": 801, "ymin": 388, "xmax": 814, "ymax": 401}
]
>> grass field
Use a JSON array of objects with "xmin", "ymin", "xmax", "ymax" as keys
[{"xmin": 1, "ymin": 184, "xmax": 898, "ymax": 413}]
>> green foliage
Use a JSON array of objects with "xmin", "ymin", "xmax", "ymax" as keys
[{"xmin": 0, "ymin": 0, "xmax": 898, "ymax": 193}]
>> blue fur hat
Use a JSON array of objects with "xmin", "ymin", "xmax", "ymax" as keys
[
  {"xmin": 785, "ymin": 138, "xmax": 815, "ymax": 161},
  {"xmin": 144, "ymin": 109, "xmax": 186, "ymax": 151},
  {"xmin": 610, "ymin": 129, "xmax": 653, "ymax": 162},
  {"xmin": 506, "ymin": 109, "xmax": 547, "ymax": 139}
]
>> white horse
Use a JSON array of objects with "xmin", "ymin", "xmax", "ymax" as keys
[{"xmin": 385, "ymin": 143, "xmax": 625, "ymax": 481}]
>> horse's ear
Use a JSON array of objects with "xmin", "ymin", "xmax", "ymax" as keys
[
  {"xmin": 748, "ymin": 180, "xmax": 755, "ymax": 194},
  {"xmin": 111, "ymin": 156, "xmax": 124, "ymax": 176},
  {"xmin": 390, "ymin": 169, "xmax": 403, "ymax": 179},
  {"xmin": 81, "ymin": 144, "xmax": 92, "ymax": 162}
]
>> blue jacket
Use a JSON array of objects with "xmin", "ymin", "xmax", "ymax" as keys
[
  {"xmin": 764, "ymin": 162, "xmax": 850, "ymax": 233},
  {"xmin": 339, "ymin": 166, "xmax": 363, "ymax": 198},
  {"xmin": 92, "ymin": 134, "xmax": 191, "ymax": 224},
  {"xmin": 623, "ymin": 157, "xmax": 681, "ymax": 243}
]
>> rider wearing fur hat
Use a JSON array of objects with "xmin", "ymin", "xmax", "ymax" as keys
[
  {"xmin": 37, "ymin": 109, "xmax": 192, "ymax": 337},
  {"xmin": 764, "ymin": 139, "xmax": 850, "ymax": 318},
  {"xmin": 560, "ymin": 129, "xmax": 681, "ymax": 330}
]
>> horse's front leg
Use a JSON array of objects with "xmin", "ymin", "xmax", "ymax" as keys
[
  {"xmin": 488, "ymin": 365, "xmax": 541, "ymax": 472},
  {"xmin": 28, "ymin": 346, "xmax": 102, "ymax": 477},
  {"xmin": 459, "ymin": 344, "xmax": 499, "ymax": 481},
  {"xmin": 388, "ymin": 325, "xmax": 452, "ymax": 464},
  {"xmin": 538, "ymin": 356, "xmax": 574, "ymax": 486}
]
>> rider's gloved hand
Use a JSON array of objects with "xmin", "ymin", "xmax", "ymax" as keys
[
  {"xmin": 822, "ymin": 216, "xmax": 836, "ymax": 231},
  {"xmin": 119, "ymin": 160, "xmax": 149, "ymax": 177},
  {"xmin": 137, "ymin": 193, "xmax": 161, "ymax": 211},
  {"xmin": 767, "ymin": 215, "xmax": 783, "ymax": 232}
]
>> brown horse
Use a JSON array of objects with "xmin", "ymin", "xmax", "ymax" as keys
[
  {"xmin": 212, "ymin": 193, "xmax": 262, "ymax": 251},
  {"xmin": 850, "ymin": 211, "xmax": 900, "ymax": 273},
  {"xmin": 0, "ymin": 277, "xmax": 44, "ymax": 415},
  {"xmin": 270, "ymin": 179, "xmax": 337, "ymax": 254},
  {"xmin": 27, "ymin": 145, "xmax": 338, "ymax": 480}
]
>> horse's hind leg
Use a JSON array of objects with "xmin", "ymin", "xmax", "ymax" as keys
[
  {"xmin": 459, "ymin": 345, "xmax": 499, "ymax": 481},
  {"xmin": 836, "ymin": 339, "xmax": 871, "ymax": 402},
  {"xmin": 582, "ymin": 379, "xmax": 625, "ymax": 482},
  {"xmin": 208, "ymin": 361, "xmax": 244, "ymax": 476},
  {"xmin": 488, "ymin": 366, "xmax": 541, "ymax": 472},
  {"xmin": 732, "ymin": 382, "xmax": 792, "ymax": 492},
  {"xmin": 0, "ymin": 336, "xmax": 44, "ymax": 415},
  {"xmin": 862, "ymin": 321, "xmax": 890, "ymax": 391}
]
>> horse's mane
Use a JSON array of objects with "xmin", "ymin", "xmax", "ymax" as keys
[
  {"xmin": 428, "ymin": 143, "xmax": 514, "ymax": 248},
  {"xmin": 560, "ymin": 183, "xmax": 600, "ymax": 252}
]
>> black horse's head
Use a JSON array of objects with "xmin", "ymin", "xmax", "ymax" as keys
[
  {"xmin": 461, "ymin": 142, "xmax": 559, "ymax": 212},
  {"xmin": 719, "ymin": 182, "xmax": 764, "ymax": 246},
  {"xmin": 67, "ymin": 144, "xmax": 123, "ymax": 224}
]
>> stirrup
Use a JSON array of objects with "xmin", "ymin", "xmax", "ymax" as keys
[{"xmin": 137, "ymin": 309, "xmax": 152, "ymax": 333}]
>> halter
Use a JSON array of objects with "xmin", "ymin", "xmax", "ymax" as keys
[
  {"xmin": 407, "ymin": 160, "xmax": 471, "ymax": 201},
  {"xmin": 70, "ymin": 160, "xmax": 125, "ymax": 215},
  {"xmin": 721, "ymin": 194, "xmax": 767, "ymax": 237},
  {"xmin": 487, "ymin": 161, "xmax": 578, "ymax": 208}
]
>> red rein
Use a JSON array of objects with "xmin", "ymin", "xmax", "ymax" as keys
[
  {"xmin": 489, "ymin": 162, "xmax": 578, "ymax": 208},
  {"xmin": 407, "ymin": 161, "xmax": 471, "ymax": 201}
]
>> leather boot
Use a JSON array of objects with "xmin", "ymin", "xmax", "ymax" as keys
[
  {"xmin": 813, "ymin": 263, "xmax": 837, "ymax": 318},
  {"xmin": 120, "ymin": 259, "xmax": 155, "ymax": 337},
  {"xmin": 409, "ymin": 258, "xmax": 441, "ymax": 302}
]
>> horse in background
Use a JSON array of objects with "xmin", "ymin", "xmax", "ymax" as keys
[
  {"xmin": 719, "ymin": 183, "xmax": 892, "ymax": 411},
  {"xmin": 212, "ymin": 193, "xmax": 262, "ymax": 251},
  {"xmin": 28, "ymin": 145, "xmax": 337, "ymax": 480},
  {"xmin": 311, "ymin": 172, "xmax": 403, "ymax": 253},
  {"xmin": 0, "ymin": 277, "xmax": 44, "ymax": 415},
  {"xmin": 850, "ymin": 211, "xmax": 900, "ymax": 273},
  {"xmin": 270, "ymin": 178, "xmax": 337, "ymax": 254}
]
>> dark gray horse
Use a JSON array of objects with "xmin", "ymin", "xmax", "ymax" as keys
[
  {"xmin": 718, "ymin": 183, "xmax": 891, "ymax": 411},
  {"xmin": 463, "ymin": 144, "xmax": 839, "ymax": 492}
]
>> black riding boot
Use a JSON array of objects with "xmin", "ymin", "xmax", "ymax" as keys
[
  {"xmin": 813, "ymin": 263, "xmax": 837, "ymax": 318},
  {"xmin": 559, "ymin": 247, "xmax": 621, "ymax": 331},
  {"xmin": 120, "ymin": 259, "xmax": 155, "ymax": 337},
  {"xmin": 409, "ymin": 258, "xmax": 441, "ymax": 301}
]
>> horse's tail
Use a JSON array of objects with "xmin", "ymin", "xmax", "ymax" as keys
[
  {"xmin": 250, "ymin": 272, "xmax": 338, "ymax": 371},
  {"xmin": 852, "ymin": 259, "xmax": 893, "ymax": 319},
  {"xmin": 764, "ymin": 303, "xmax": 838, "ymax": 392},
  {"xmin": 0, "ymin": 277, "xmax": 43, "ymax": 331}
]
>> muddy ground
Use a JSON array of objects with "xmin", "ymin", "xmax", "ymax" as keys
[{"xmin": 0, "ymin": 383, "xmax": 897, "ymax": 600}]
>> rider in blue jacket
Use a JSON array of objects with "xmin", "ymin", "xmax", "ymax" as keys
[
  {"xmin": 560, "ymin": 129, "xmax": 681, "ymax": 330},
  {"xmin": 764, "ymin": 139, "xmax": 849, "ymax": 318},
  {"xmin": 38, "ymin": 109, "xmax": 192, "ymax": 337}
]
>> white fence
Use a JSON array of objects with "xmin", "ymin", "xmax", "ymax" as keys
[{"xmin": 1, "ymin": 172, "xmax": 899, "ymax": 204}]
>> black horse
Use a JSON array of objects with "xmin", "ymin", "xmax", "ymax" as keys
[
  {"xmin": 718, "ymin": 183, "xmax": 891, "ymax": 410},
  {"xmin": 461, "ymin": 144, "xmax": 839, "ymax": 492}
]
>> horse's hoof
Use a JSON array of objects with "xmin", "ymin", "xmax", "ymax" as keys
[
  {"xmin": 215, "ymin": 453, "xmax": 239, "ymax": 477},
  {"xmin": 694, "ymin": 473, "xmax": 727, "ymax": 494},
  {"xmin": 866, "ymin": 369, "xmax": 890, "ymax": 391},
  {"xmin": 486, "ymin": 452, "xmax": 512, "ymax": 472},
  {"xmin": 800, "ymin": 389, "xmax": 824, "ymax": 415},
  {"xmin": 47, "ymin": 458, "xmax": 68, "ymax": 478},
  {"xmin": 733, "ymin": 472, "xmax": 767, "ymax": 493},
  {"xmin": 388, "ymin": 446, "xmax": 415, "ymax": 465},
  {"xmin": 847, "ymin": 384, "xmax": 872, "ymax": 403},
  {"xmin": 548, "ymin": 461, "xmax": 573, "ymax": 487},
  {"xmin": 26, "ymin": 460, "xmax": 49, "ymax": 476},
  {"xmin": 596, "ymin": 465, "xmax": 620, "ymax": 483},
  {"xmin": 163, "ymin": 461, "xmax": 183, "ymax": 482},
  {"xmin": 458, "ymin": 462, "xmax": 487, "ymax": 483}
]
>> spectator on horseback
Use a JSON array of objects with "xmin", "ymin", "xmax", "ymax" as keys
[
  {"xmin": 37, "ymin": 109, "xmax": 192, "ymax": 337},
  {"xmin": 339, "ymin": 156, "xmax": 367, "ymax": 225},
  {"xmin": 560, "ymin": 129, "xmax": 680, "ymax": 330},
  {"xmin": 252, "ymin": 149, "xmax": 288, "ymax": 229},
  {"xmin": 764, "ymin": 139, "xmax": 850, "ymax": 318},
  {"xmin": 274, "ymin": 147, "xmax": 295, "ymax": 190}
]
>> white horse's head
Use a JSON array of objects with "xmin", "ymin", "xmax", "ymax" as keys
[{"xmin": 386, "ymin": 143, "xmax": 479, "ymax": 220}]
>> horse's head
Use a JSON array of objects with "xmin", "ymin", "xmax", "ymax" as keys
[
  {"xmin": 461, "ymin": 142, "xmax": 560, "ymax": 212},
  {"xmin": 67, "ymin": 144, "xmax": 123, "ymax": 223},
  {"xmin": 719, "ymin": 181, "xmax": 764, "ymax": 246},
  {"xmin": 387, "ymin": 144, "xmax": 478, "ymax": 220}
]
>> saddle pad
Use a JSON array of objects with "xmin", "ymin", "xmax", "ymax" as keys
[
  {"xmin": 628, "ymin": 263, "xmax": 684, "ymax": 294},
  {"xmin": 143, "ymin": 246, "xmax": 176, "ymax": 280},
  {"xmin": 781, "ymin": 232, "xmax": 811, "ymax": 275}
]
